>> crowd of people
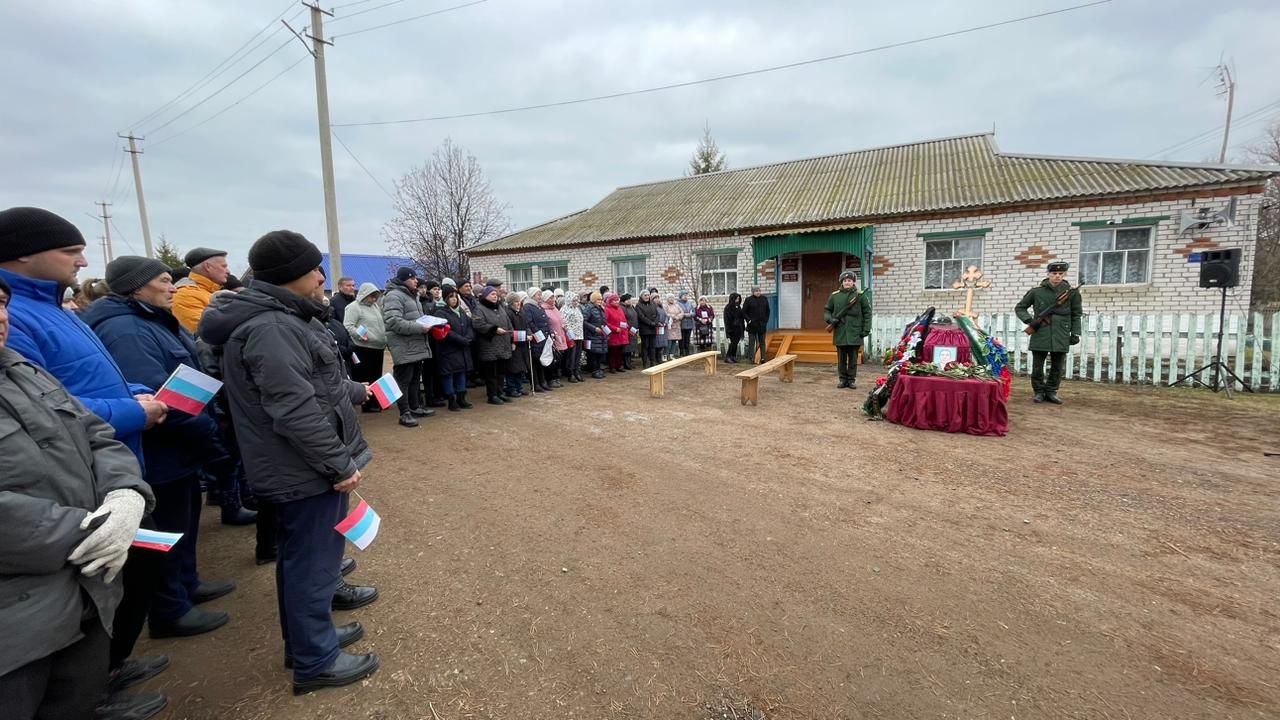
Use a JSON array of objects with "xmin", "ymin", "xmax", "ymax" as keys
[{"xmin": 0, "ymin": 203, "xmax": 795, "ymax": 720}]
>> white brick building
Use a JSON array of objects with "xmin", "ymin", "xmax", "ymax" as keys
[{"xmin": 467, "ymin": 134, "xmax": 1275, "ymax": 328}]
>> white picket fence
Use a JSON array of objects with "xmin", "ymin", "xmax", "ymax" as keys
[{"xmin": 860, "ymin": 312, "xmax": 1280, "ymax": 392}]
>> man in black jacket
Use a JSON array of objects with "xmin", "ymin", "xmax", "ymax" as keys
[
  {"xmin": 330, "ymin": 277, "xmax": 356, "ymax": 322},
  {"xmin": 200, "ymin": 231, "xmax": 379, "ymax": 695},
  {"xmin": 741, "ymin": 285, "xmax": 771, "ymax": 364}
]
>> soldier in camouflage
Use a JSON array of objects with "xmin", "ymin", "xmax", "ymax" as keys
[{"xmin": 1014, "ymin": 261, "xmax": 1082, "ymax": 405}]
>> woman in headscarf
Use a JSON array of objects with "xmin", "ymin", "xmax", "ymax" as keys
[
  {"xmin": 538, "ymin": 289, "xmax": 567, "ymax": 388},
  {"xmin": 604, "ymin": 292, "xmax": 629, "ymax": 373},
  {"xmin": 471, "ymin": 285, "xmax": 513, "ymax": 405},
  {"xmin": 522, "ymin": 287, "xmax": 553, "ymax": 392},
  {"xmin": 676, "ymin": 290, "xmax": 695, "ymax": 357},
  {"xmin": 581, "ymin": 291, "xmax": 609, "ymax": 379},
  {"xmin": 663, "ymin": 293, "xmax": 683, "ymax": 359},
  {"xmin": 342, "ymin": 282, "xmax": 388, "ymax": 411},
  {"xmin": 635, "ymin": 289, "xmax": 661, "ymax": 368},
  {"xmin": 723, "ymin": 292, "xmax": 745, "ymax": 363},
  {"xmin": 432, "ymin": 285, "xmax": 475, "ymax": 410},
  {"xmin": 505, "ymin": 292, "xmax": 531, "ymax": 397},
  {"xmin": 694, "ymin": 297, "xmax": 716, "ymax": 352},
  {"xmin": 559, "ymin": 291, "xmax": 584, "ymax": 382}
]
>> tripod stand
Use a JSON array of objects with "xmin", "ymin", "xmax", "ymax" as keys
[{"xmin": 1169, "ymin": 285, "xmax": 1252, "ymax": 397}]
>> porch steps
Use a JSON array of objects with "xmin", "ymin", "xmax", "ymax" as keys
[{"xmin": 765, "ymin": 331, "xmax": 844, "ymax": 364}]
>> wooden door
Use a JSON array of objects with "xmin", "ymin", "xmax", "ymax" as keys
[{"xmin": 801, "ymin": 253, "xmax": 846, "ymax": 328}]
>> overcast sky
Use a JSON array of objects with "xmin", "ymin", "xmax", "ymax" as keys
[{"xmin": 2, "ymin": 0, "xmax": 1278, "ymax": 279}]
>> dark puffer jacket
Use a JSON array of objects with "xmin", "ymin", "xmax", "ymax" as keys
[
  {"xmin": 83, "ymin": 296, "xmax": 231, "ymax": 487},
  {"xmin": 581, "ymin": 303, "xmax": 609, "ymax": 355},
  {"xmin": 199, "ymin": 282, "xmax": 371, "ymax": 503},
  {"xmin": 470, "ymin": 297, "xmax": 513, "ymax": 362}
]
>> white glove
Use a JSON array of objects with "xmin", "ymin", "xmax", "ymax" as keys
[{"xmin": 68, "ymin": 489, "xmax": 146, "ymax": 583}]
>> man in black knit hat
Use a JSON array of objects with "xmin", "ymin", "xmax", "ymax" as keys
[{"xmin": 200, "ymin": 230, "xmax": 380, "ymax": 694}]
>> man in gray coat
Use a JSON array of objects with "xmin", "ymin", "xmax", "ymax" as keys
[
  {"xmin": 0, "ymin": 274, "xmax": 157, "ymax": 719},
  {"xmin": 199, "ymin": 231, "xmax": 379, "ymax": 695},
  {"xmin": 381, "ymin": 266, "xmax": 434, "ymax": 427}
]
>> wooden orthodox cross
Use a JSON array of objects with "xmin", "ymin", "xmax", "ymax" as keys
[{"xmin": 951, "ymin": 265, "xmax": 991, "ymax": 317}]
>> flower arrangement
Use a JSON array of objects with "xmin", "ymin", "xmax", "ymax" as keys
[
  {"xmin": 954, "ymin": 314, "xmax": 1012, "ymax": 401},
  {"xmin": 864, "ymin": 307, "xmax": 936, "ymax": 418},
  {"xmin": 903, "ymin": 360, "xmax": 993, "ymax": 381}
]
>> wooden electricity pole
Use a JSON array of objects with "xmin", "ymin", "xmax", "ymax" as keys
[
  {"xmin": 120, "ymin": 134, "xmax": 155, "ymax": 258},
  {"xmin": 304, "ymin": 2, "xmax": 343, "ymax": 281},
  {"xmin": 95, "ymin": 201, "xmax": 113, "ymax": 266}
]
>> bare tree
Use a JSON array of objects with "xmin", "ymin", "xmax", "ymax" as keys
[
  {"xmin": 384, "ymin": 138, "xmax": 510, "ymax": 281},
  {"xmin": 1245, "ymin": 122, "xmax": 1280, "ymax": 313},
  {"xmin": 687, "ymin": 121, "xmax": 727, "ymax": 176}
]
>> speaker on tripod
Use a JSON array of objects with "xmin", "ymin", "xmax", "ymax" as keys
[
  {"xmin": 1199, "ymin": 248, "xmax": 1240, "ymax": 289},
  {"xmin": 1174, "ymin": 247, "xmax": 1251, "ymax": 396}
]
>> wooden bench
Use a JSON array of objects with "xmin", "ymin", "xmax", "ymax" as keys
[
  {"xmin": 735, "ymin": 354, "xmax": 797, "ymax": 406},
  {"xmin": 640, "ymin": 350, "xmax": 719, "ymax": 398}
]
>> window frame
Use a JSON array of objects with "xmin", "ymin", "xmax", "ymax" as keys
[
  {"xmin": 1076, "ymin": 226, "xmax": 1153, "ymax": 287},
  {"xmin": 700, "ymin": 252, "xmax": 738, "ymax": 296},
  {"xmin": 921, "ymin": 235, "xmax": 985, "ymax": 290},
  {"xmin": 508, "ymin": 266, "xmax": 534, "ymax": 288},
  {"xmin": 540, "ymin": 263, "xmax": 569, "ymax": 291},
  {"xmin": 611, "ymin": 258, "xmax": 647, "ymax": 297}
]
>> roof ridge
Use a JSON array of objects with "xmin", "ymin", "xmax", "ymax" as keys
[
  {"xmin": 613, "ymin": 131, "xmax": 996, "ymax": 191},
  {"xmin": 997, "ymin": 150, "xmax": 1279, "ymax": 174},
  {"xmin": 467, "ymin": 208, "xmax": 589, "ymax": 252}
]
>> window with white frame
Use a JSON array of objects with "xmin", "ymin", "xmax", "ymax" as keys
[
  {"xmin": 508, "ymin": 266, "xmax": 534, "ymax": 288},
  {"xmin": 1078, "ymin": 227, "xmax": 1151, "ymax": 286},
  {"xmin": 700, "ymin": 253, "xmax": 738, "ymax": 296},
  {"xmin": 612, "ymin": 259, "xmax": 647, "ymax": 297},
  {"xmin": 923, "ymin": 236, "xmax": 984, "ymax": 289},
  {"xmin": 540, "ymin": 264, "xmax": 569, "ymax": 290}
]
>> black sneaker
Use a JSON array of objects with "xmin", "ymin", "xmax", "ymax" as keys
[
  {"xmin": 292, "ymin": 653, "xmax": 380, "ymax": 696},
  {"xmin": 1045, "ymin": 393, "xmax": 1064, "ymax": 405},
  {"xmin": 410, "ymin": 407, "xmax": 435, "ymax": 417},
  {"xmin": 106, "ymin": 656, "xmax": 170, "ymax": 694},
  {"xmin": 398, "ymin": 412, "xmax": 419, "ymax": 427},
  {"xmin": 220, "ymin": 506, "xmax": 258, "ymax": 526},
  {"xmin": 1033, "ymin": 393, "xmax": 1045, "ymax": 403},
  {"xmin": 94, "ymin": 692, "xmax": 167, "ymax": 720}
]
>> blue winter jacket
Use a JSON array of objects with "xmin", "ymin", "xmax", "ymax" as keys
[
  {"xmin": 82, "ymin": 295, "xmax": 231, "ymax": 486},
  {"xmin": 0, "ymin": 268, "xmax": 149, "ymax": 462}
]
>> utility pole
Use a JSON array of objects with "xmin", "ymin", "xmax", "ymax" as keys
[
  {"xmin": 1217, "ymin": 63, "xmax": 1235, "ymax": 164},
  {"xmin": 305, "ymin": 2, "xmax": 343, "ymax": 281},
  {"xmin": 95, "ymin": 201, "xmax": 113, "ymax": 266},
  {"xmin": 119, "ymin": 134, "xmax": 155, "ymax": 258}
]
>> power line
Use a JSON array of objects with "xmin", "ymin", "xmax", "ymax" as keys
[
  {"xmin": 331, "ymin": 129, "xmax": 396, "ymax": 200},
  {"xmin": 1145, "ymin": 98, "xmax": 1280, "ymax": 159},
  {"xmin": 104, "ymin": 142, "xmax": 128, "ymax": 203},
  {"xmin": 331, "ymin": 0, "xmax": 489, "ymax": 40},
  {"xmin": 328, "ymin": 0, "xmax": 414, "ymax": 25},
  {"xmin": 333, "ymin": 0, "xmax": 1111, "ymax": 126},
  {"xmin": 151, "ymin": 53, "xmax": 311, "ymax": 148},
  {"xmin": 123, "ymin": 0, "xmax": 303, "ymax": 133},
  {"xmin": 108, "ymin": 217, "xmax": 141, "ymax": 256},
  {"xmin": 144, "ymin": 35, "xmax": 297, "ymax": 137},
  {"xmin": 333, "ymin": 0, "xmax": 386, "ymax": 9}
]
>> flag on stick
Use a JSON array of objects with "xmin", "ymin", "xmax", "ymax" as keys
[
  {"xmin": 369, "ymin": 373, "xmax": 402, "ymax": 409},
  {"xmin": 132, "ymin": 529, "xmax": 183, "ymax": 552},
  {"xmin": 354, "ymin": 325, "xmax": 370, "ymax": 340},
  {"xmin": 335, "ymin": 498, "xmax": 381, "ymax": 550},
  {"xmin": 155, "ymin": 364, "xmax": 222, "ymax": 415}
]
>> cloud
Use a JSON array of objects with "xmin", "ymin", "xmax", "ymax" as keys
[{"xmin": 1, "ymin": 0, "xmax": 1277, "ymax": 279}]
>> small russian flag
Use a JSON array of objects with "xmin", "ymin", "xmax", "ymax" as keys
[
  {"xmin": 155, "ymin": 364, "xmax": 222, "ymax": 416},
  {"xmin": 354, "ymin": 325, "xmax": 370, "ymax": 340},
  {"xmin": 132, "ymin": 529, "xmax": 183, "ymax": 552},
  {"xmin": 533, "ymin": 330, "xmax": 546, "ymax": 343},
  {"xmin": 512, "ymin": 330, "xmax": 528, "ymax": 342},
  {"xmin": 369, "ymin": 373, "xmax": 402, "ymax": 410},
  {"xmin": 335, "ymin": 499, "xmax": 381, "ymax": 551}
]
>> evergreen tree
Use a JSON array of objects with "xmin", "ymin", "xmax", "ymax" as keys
[
  {"xmin": 687, "ymin": 121, "xmax": 727, "ymax": 175},
  {"xmin": 155, "ymin": 234, "xmax": 183, "ymax": 269}
]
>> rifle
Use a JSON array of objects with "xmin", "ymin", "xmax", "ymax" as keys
[
  {"xmin": 825, "ymin": 291, "xmax": 864, "ymax": 333},
  {"xmin": 1023, "ymin": 289, "xmax": 1072, "ymax": 335}
]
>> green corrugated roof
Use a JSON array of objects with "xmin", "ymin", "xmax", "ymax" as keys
[{"xmin": 468, "ymin": 133, "xmax": 1276, "ymax": 254}]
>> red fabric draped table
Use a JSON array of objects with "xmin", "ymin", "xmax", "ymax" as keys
[
  {"xmin": 922, "ymin": 325, "xmax": 972, "ymax": 364},
  {"xmin": 884, "ymin": 374, "xmax": 1008, "ymax": 437}
]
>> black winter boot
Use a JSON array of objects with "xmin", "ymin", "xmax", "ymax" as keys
[
  {"xmin": 456, "ymin": 392, "xmax": 473, "ymax": 409},
  {"xmin": 447, "ymin": 395, "xmax": 460, "ymax": 412}
]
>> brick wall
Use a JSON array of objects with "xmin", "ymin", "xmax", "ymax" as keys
[{"xmin": 868, "ymin": 193, "xmax": 1263, "ymax": 316}]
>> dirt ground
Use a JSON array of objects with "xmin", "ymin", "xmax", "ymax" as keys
[{"xmin": 136, "ymin": 364, "xmax": 1280, "ymax": 720}]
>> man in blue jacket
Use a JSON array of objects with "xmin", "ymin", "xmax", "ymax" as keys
[{"xmin": 0, "ymin": 207, "xmax": 171, "ymax": 720}]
